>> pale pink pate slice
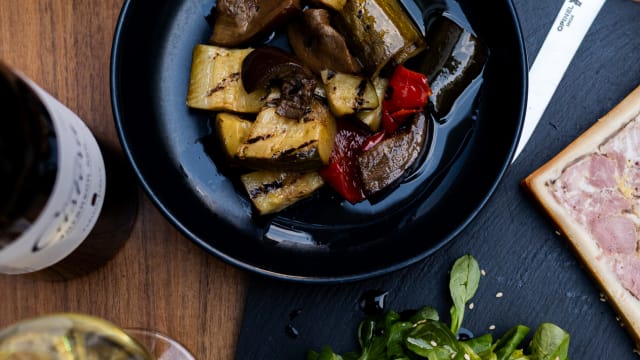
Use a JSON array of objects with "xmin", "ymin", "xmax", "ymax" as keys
[{"xmin": 549, "ymin": 115, "xmax": 640, "ymax": 298}]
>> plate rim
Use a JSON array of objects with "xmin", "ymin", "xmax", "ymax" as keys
[{"xmin": 109, "ymin": 0, "xmax": 528, "ymax": 284}]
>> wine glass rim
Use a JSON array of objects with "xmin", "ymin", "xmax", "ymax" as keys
[{"xmin": 124, "ymin": 328, "xmax": 196, "ymax": 360}]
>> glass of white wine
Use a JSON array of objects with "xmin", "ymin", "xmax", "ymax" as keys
[{"xmin": 0, "ymin": 313, "xmax": 195, "ymax": 360}]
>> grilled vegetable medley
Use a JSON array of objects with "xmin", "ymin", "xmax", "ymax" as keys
[
  {"xmin": 308, "ymin": 255, "xmax": 571, "ymax": 360},
  {"xmin": 186, "ymin": 0, "xmax": 487, "ymax": 215}
]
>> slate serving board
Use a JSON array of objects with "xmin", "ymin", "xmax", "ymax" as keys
[{"xmin": 236, "ymin": 0, "xmax": 640, "ymax": 358}]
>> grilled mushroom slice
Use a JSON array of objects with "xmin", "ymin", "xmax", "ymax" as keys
[
  {"xmin": 241, "ymin": 46, "xmax": 317, "ymax": 120},
  {"xmin": 208, "ymin": 0, "xmax": 301, "ymax": 47},
  {"xmin": 287, "ymin": 8, "xmax": 362, "ymax": 75}
]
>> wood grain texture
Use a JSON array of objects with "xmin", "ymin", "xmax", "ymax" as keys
[{"xmin": 0, "ymin": 1, "xmax": 248, "ymax": 358}]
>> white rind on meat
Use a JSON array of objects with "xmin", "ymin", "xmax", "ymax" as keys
[{"xmin": 523, "ymin": 85, "xmax": 640, "ymax": 346}]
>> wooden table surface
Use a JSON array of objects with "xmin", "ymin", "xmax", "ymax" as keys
[{"xmin": 0, "ymin": 1, "xmax": 248, "ymax": 358}]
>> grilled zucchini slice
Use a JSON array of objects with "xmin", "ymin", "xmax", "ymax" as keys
[
  {"xmin": 356, "ymin": 76, "xmax": 388, "ymax": 131},
  {"xmin": 214, "ymin": 113, "xmax": 253, "ymax": 159},
  {"xmin": 186, "ymin": 45, "xmax": 266, "ymax": 113},
  {"xmin": 336, "ymin": 0, "xmax": 426, "ymax": 76},
  {"xmin": 237, "ymin": 100, "xmax": 337, "ymax": 170},
  {"xmin": 320, "ymin": 70, "xmax": 379, "ymax": 117},
  {"xmin": 240, "ymin": 170, "xmax": 324, "ymax": 215}
]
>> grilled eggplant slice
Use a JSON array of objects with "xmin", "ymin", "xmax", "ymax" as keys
[
  {"xmin": 356, "ymin": 76, "xmax": 388, "ymax": 131},
  {"xmin": 186, "ymin": 45, "xmax": 266, "ymax": 113},
  {"xmin": 240, "ymin": 170, "xmax": 324, "ymax": 215},
  {"xmin": 358, "ymin": 111, "xmax": 428, "ymax": 197},
  {"xmin": 320, "ymin": 70, "xmax": 379, "ymax": 117},
  {"xmin": 413, "ymin": 16, "xmax": 488, "ymax": 118},
  {"xmin": 237, "ymin": 100, "xmax": 337, "ymax": 170},
  {"xmin": 214, "ymin": 113, "xmax": 253, "ymax": 160},
  {"xmin": 336, "ymin": 0, "xmax": 426, "ymax": 76}
]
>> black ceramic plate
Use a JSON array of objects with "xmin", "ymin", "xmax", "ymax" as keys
[{"xmin": 110, "ymin": 0, "xmax": 526, "ymax": 283}]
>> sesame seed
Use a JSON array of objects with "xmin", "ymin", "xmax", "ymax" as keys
[
  {"xmin": 489, "ymin": 325, "xmax": 496, "ymax": 330},
  {"xmin": 469, "ymin": 302, "xmax": 475, "ymax": 310},
  {"xmin": 481, "ymin": 269, "xmax": 487, "ymax": 276},
  {"xmin": 464, "ymin": 354, "xmax": 471, "ymax": 360},
  {"xmin": 496, "ymin": 292, "xmax": 504, "ymax": 298},
  {"xmin": 430, "ymin": 340, "xmax": 438, "ymax": 347},
  {"xmin": 554, "ymin": 230, "xmax": 561, "ymax": 236}
]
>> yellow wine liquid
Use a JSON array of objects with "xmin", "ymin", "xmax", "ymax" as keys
[{"xmin": 0, "ymin": 314, "xmax": 153, "ymax": 360}]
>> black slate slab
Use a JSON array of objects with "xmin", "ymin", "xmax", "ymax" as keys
[{"xmin": 236, "ymin": 0, "xmax": 640, "ymax": 358}]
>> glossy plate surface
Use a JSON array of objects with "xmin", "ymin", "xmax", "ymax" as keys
[{"xmin": 110, "ymin": 0, "xmax": 526, "ymax": 283}]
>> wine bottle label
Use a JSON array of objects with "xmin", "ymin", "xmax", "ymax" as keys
[{"xmin": 0, "ymin": 78, "xmax": 106, "ymax": 274}]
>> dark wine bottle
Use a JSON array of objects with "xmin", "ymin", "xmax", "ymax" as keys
[{"xmin": 0, "ymin": 61, "xmax": 138, "ymax": 280}]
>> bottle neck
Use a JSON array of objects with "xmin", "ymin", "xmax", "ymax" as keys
[{"xmin": 0, "ymin": 63, "xmax": 58, "ymax": 247}]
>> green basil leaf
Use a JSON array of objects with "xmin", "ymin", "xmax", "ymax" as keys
[
  {"xmin": 493, "ymin": 325, "xmax": 530, "ymax": 360},
  {"xmin": 383, "ymin": 311, "xmax": 401, "ymax": 330},
  {"xmin": 463, "ymin": 333, "xmax": 493, "ymax": 356},
  {"xmin": 508, "ymin": 349, "xmax": 530, "ymax": 360},
  {"xmin": 408, "ymin": 306, "xmax": 440, "ymax": 324},
  {"xmin": 528, "ymin": 323, "xmax": 570, "ymax": 360},
  {"xmin": 449, "ymin": 255, "xmax": 481, "ymax": 334},
  {"xmin": 405, "ymin": 319, "xmax": 468, "ymax": 360},
  {"xmin": 358, "ymin": 318, "xmax": 377, "ymax": 349},
  {"xmin": 459, "ymin": 342, "xmax": 486, "ymax": 360},
  {"xmin": 386, "ymin": 321, "xmax": 413, "ymax": 359},
  {"xmin": 359, "ymin": 336, "xmax": 388, "ymax": 360},
  {"xmin": 485, "ymin": 352, "xmax": 499, "ymax": 360},
  {"xmin": 357, "ymin": 310, "xmax": 414, "ymax": 360}
]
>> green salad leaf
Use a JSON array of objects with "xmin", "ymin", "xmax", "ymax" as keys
[
  {"xmin": 449, "ymin": 255, "xmax": 481, "ymax": 335},
  {"xmin": 307, "ymin": 255, "xmax": 571, "ymax": 360},
  {"xmin": 405, "ymin": 319, "xmax": 466, "ymax": 360},
  {"xmin": 492, "ymin": 325, "xmax": 530, "ymax": 360},
  {"xmin": 529, "ymin": 323, "xmax": 570, "ymax": 360},
  {"xmin": 462, "ymin": 333, "xmax": 493, "ymax": 358}
]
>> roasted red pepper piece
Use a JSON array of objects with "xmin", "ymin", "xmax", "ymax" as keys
[
  {"xmin": 319, "ymin": 119, "xmax": 368, "ymax": 204},
  {"xmin": 381, "ymin": 108, "xmax": 422, "ymax": 134},
  {"xmin": 382, "ymin": 65, "xmax": 431, "ymax": 133},
  {"xmin": 361, "ymin": 130, "xmax": 387, "ymax": 152}
]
